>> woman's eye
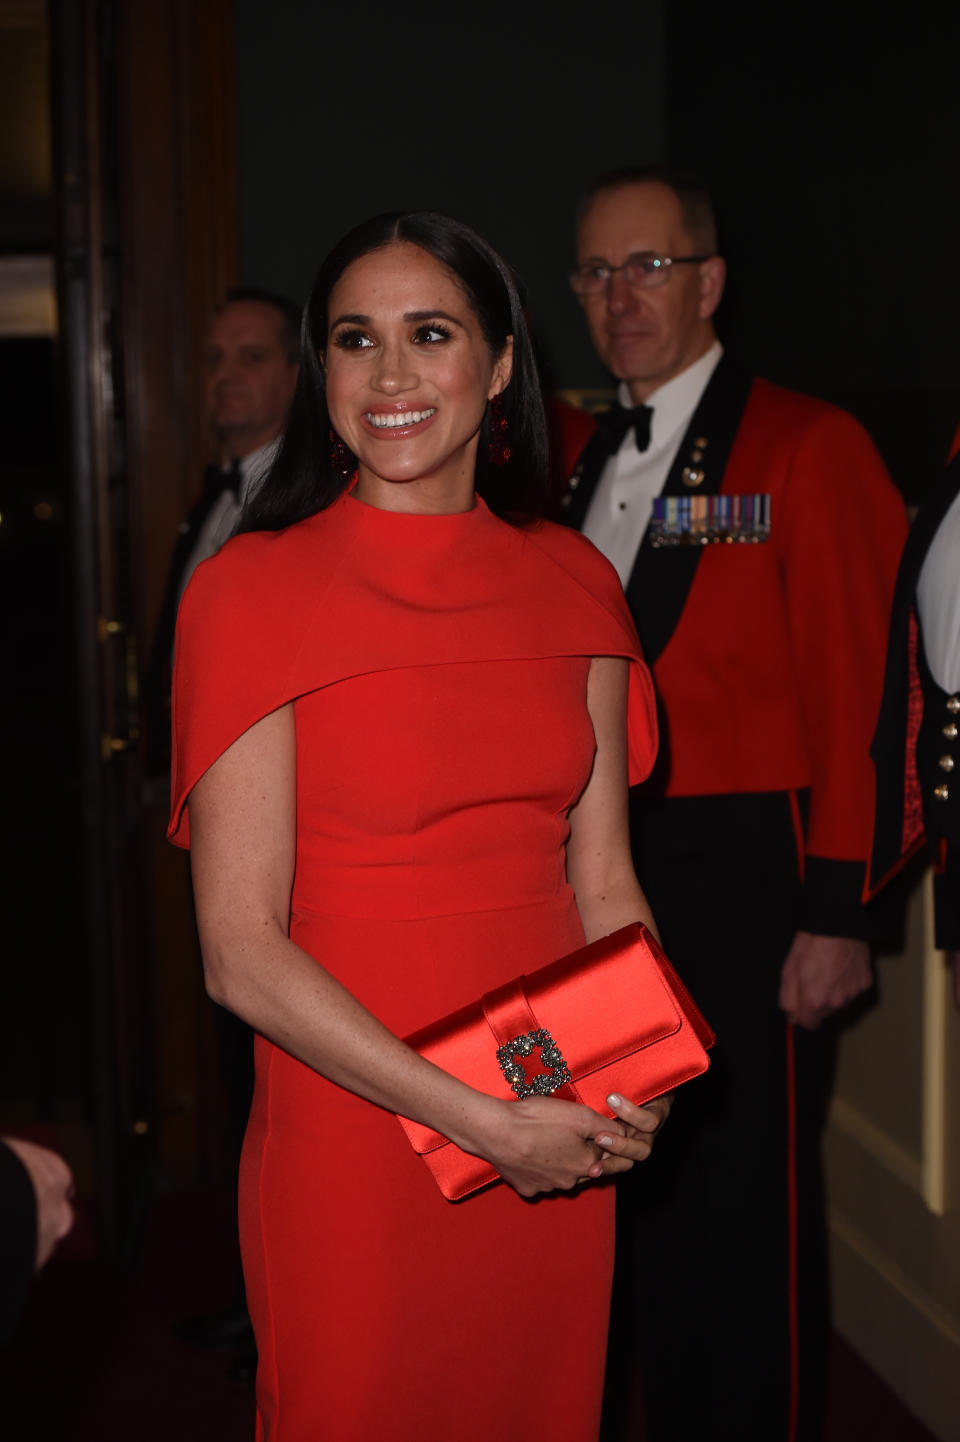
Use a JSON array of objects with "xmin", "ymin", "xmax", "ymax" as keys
[
  {"xmin": 333, "ymin": 328, "xmax": 375, "ymax": 350},
  {"xmin": 413, "ymin": 323, "xmax": 453, "ymax": 345}
]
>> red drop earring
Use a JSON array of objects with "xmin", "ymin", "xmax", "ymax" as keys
[
  {"xmin": 488, "ymin": 393, "xmax": 511, "ymax": 466},
  {"xmin": 329, "ymin": 428, "xmax": 355, "ymax": 480}
]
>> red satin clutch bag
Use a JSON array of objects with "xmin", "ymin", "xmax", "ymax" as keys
[{"xmin": 398, "ymin": 922, "xmax": 714, "ymax": 1201}]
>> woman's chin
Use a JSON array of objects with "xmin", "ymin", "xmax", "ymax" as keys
[
  {"xmin": 356, "ymin": 463, "xmax": 423, "ymax": 488},
  {"xmin": 356, "ymin": 453, "xmax": 457, "ymax": 488}
]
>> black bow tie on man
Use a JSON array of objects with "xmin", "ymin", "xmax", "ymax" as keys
[
  {"xmin": 203, "ymin": 457, "xmax": 243, "ymax": 498},
  {"xmin": 593, "ymin": 403, "xmax": 654, "ymax": 456}
]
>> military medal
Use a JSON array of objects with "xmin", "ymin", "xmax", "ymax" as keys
[{"xmin": 650, "ymin": 494, "xmax": 771, "ymax": 547}]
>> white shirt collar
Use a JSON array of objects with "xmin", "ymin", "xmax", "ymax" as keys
[
  {"xmin": 235, "ymin": 436, "xmax": 281, "ymax": 505},
  {"xmin": 616, "ymin": 340, "xmax": 724, "ymax": 451}
]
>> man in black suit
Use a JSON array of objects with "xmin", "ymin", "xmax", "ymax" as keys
[
  {"xmin": 0, "ymin": 1136, "xmax": 74, "ymax": 1342},
  {"xmin": 869, "ymin": 447, "xmax": 960, "ymax": 994},
  {"xmin": 143, "ymin": 287, "xmax": 300, "ymax": 774},
  {"xmin": 145, "ymin": 288, "xmax": 299, "ymax": 1367}
]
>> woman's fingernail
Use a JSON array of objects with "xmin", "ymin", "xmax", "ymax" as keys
[
  {"xmin": 597, "ymin": 1134, "xmax": 614, "ymax": 1147},
  {"xmin": 607, "ymin": 1094, "xmax": 622, "ymax": 1108}
]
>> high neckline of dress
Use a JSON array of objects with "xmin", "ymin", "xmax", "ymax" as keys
[{"xmin": 341, "ymin": 487, "xmax": 493, "ymax": 531}]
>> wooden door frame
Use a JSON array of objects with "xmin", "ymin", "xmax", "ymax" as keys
[
  {"xmin": 113, "ymin": 0, "xmax": 239, "ymax": 1188},
  {"xmin": 114, "ymin": 0, "xmax": 238, "ymax": 643},
  {"xmin": 51, "ymin": 0, "xmax": 239, "ymax": 1251}
]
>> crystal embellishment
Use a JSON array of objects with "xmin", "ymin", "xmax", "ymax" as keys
[{"xmin": 496, "ymin": 1029, "xmax": 572, "ymax": 1100}]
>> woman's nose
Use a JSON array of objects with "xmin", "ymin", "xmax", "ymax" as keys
[{"xmin": 371, "ymin": 342, "xmax": 418, "ymax": 394}]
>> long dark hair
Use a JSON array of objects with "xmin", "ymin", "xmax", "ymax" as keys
[{"xmin": 238, "ymin": 212, "xmax": 550, "ymax": 533}]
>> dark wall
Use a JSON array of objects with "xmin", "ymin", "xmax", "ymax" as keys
[
  {"xmin": 235, "ymin": 6, "xmax": 958, "ymax": 494},
  {"xmin": 665, "ymin": 9, "xmax": 960, "ymax": 500},
  {"xmin": 234, "ymin": 0, "xmax": 666, "ymax": 391}
]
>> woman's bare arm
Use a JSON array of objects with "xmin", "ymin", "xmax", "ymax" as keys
[
  {"xmin": 565, "ymin": 656, "xmax": 671, "ymax": 1170},
  {"xmin": 189, "ymin": 703, "xmax": 621, "ymax": 1196},
  {"xmin": 566, "ymin": 656, "xmax": 659, "ymax": 945}
]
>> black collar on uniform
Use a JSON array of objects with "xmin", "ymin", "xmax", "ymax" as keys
[
  {"xmin": 560, "ymin": 426, "xmax": 613, "ymax": 531},
  {"xmin": 560, "ymin": 356, "xmax": 754, "ymax": 664},
  {"xmin": 625, "ymin": 356, "xmax": 753, "ymax": 664}
]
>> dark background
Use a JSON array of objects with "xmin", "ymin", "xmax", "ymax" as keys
[
  {"xmin": 664, "ymin": 7, "xmax": 960, "ymax": 497},
  {"xmin": 234, "ymin": 0, "xmax": 667, "ymax": 394},
  {"xmin": 235, "ymin": 2, "xmax": 960, "ymax": 495}
]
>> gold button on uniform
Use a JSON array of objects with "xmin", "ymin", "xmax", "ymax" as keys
[
  {"xmin": 944, "ymin": 722, "xmax": 958, "ymax": 740},
  {"xmin": 939, "ymin": 755, "xmax": 955, "ymax": 772},
  {"xmin": 934, "ymin": 784, "xmax": 950, "ymax": 801},
  {"xmin": 948, "ymin": 696, "xmax": 960, "ymax": 714}
]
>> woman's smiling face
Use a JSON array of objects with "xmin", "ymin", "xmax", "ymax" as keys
[{"xmin": 324, "ymin": 241, "xmax": 512, "ymax": 510}]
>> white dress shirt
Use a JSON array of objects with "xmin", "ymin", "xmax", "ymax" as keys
[
  {"xmin": 582, "ymin": 342, "xmax": 724, "ymax": 587},
  {"xmin": 178, "ymin": 437, "xmax": 279, "ymax": 603},
  {"xmin": 917, "ymin": 485, "xmax": 960, "ymax": 693}
]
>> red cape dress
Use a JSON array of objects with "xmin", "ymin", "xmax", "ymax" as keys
[{"xmin": 170, "ymin": 489, "xmax": 656, "ymax": 1441}]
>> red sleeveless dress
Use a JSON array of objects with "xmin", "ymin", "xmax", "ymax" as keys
[{"xmin": 169, "ymin": 491, "xmax": 656, "ymax": 1441}]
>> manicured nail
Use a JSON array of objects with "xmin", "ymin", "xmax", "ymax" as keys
[
  {"xmin": 597, "ymin": 1134, "xmax": 614, "ymax": 1147},
  {"xmin": 607, "ymin": 1093, "xmax": 622, "ymax": 1108}
]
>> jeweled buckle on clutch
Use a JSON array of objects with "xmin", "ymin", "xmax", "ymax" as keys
[{"xmin": 496, "ymin": 1028, "xmax": 571, "ymax": 1100}]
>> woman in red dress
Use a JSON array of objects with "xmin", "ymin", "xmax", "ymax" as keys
[{"xmin": 169, "ymin": 212, "xmax": 668, "ymax": 1440}]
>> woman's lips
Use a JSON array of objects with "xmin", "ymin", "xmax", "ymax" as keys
[{"xmin": 361, "ymin": 406, "xmax": 437, "ymax": 437}]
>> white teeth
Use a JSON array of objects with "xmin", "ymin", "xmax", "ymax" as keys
[{"xmin": 366, "ymin": 408, "xmax": 436, "ymax": 429}]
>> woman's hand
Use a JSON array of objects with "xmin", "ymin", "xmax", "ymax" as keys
[
  {"xmin": 470, "ymin": 1090, "xmax": 672, "ymax": 1198},
  {"xmin": 586, "ymin": 1092, "xmax": 673, "ymax": 1180},
  {"xmin": 472, "ymin": 1096, "xmax": 626, "ymax": 1199}
]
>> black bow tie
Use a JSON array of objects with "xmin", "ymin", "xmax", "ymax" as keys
[
  {"xmin": 594, "ymin": 404, "xmax": 654, "ymax": 455},
  {"xmin": 204, "ymin": 459, "xmax": 243, "ymax": 498}
]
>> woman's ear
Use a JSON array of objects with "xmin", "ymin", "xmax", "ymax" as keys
[{"xmin": 488, "ymin": 335, "xmax": 514, "ymax": 399}]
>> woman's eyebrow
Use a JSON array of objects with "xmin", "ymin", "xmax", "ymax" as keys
[
  {"xmin": 329, "ymin": 309, "xmax": 465, "ymax": 329},
  {"xmin": 402, "ymin": 309, "xmax": 465, "ymax": 328}
]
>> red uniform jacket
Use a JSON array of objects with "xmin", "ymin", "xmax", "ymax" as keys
[{"xmin": 560, "ymin": 355, "xmax": 907, "ymax": 936}]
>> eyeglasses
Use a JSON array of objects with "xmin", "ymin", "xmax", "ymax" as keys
[{"xmin": 569, "ymin": 251, "xmax": 713, "ymax": 296}]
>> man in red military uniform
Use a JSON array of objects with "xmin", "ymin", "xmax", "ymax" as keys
[{"xmin": 561, "ymin": 166, "xmax": 907, "ymax": 1442}]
